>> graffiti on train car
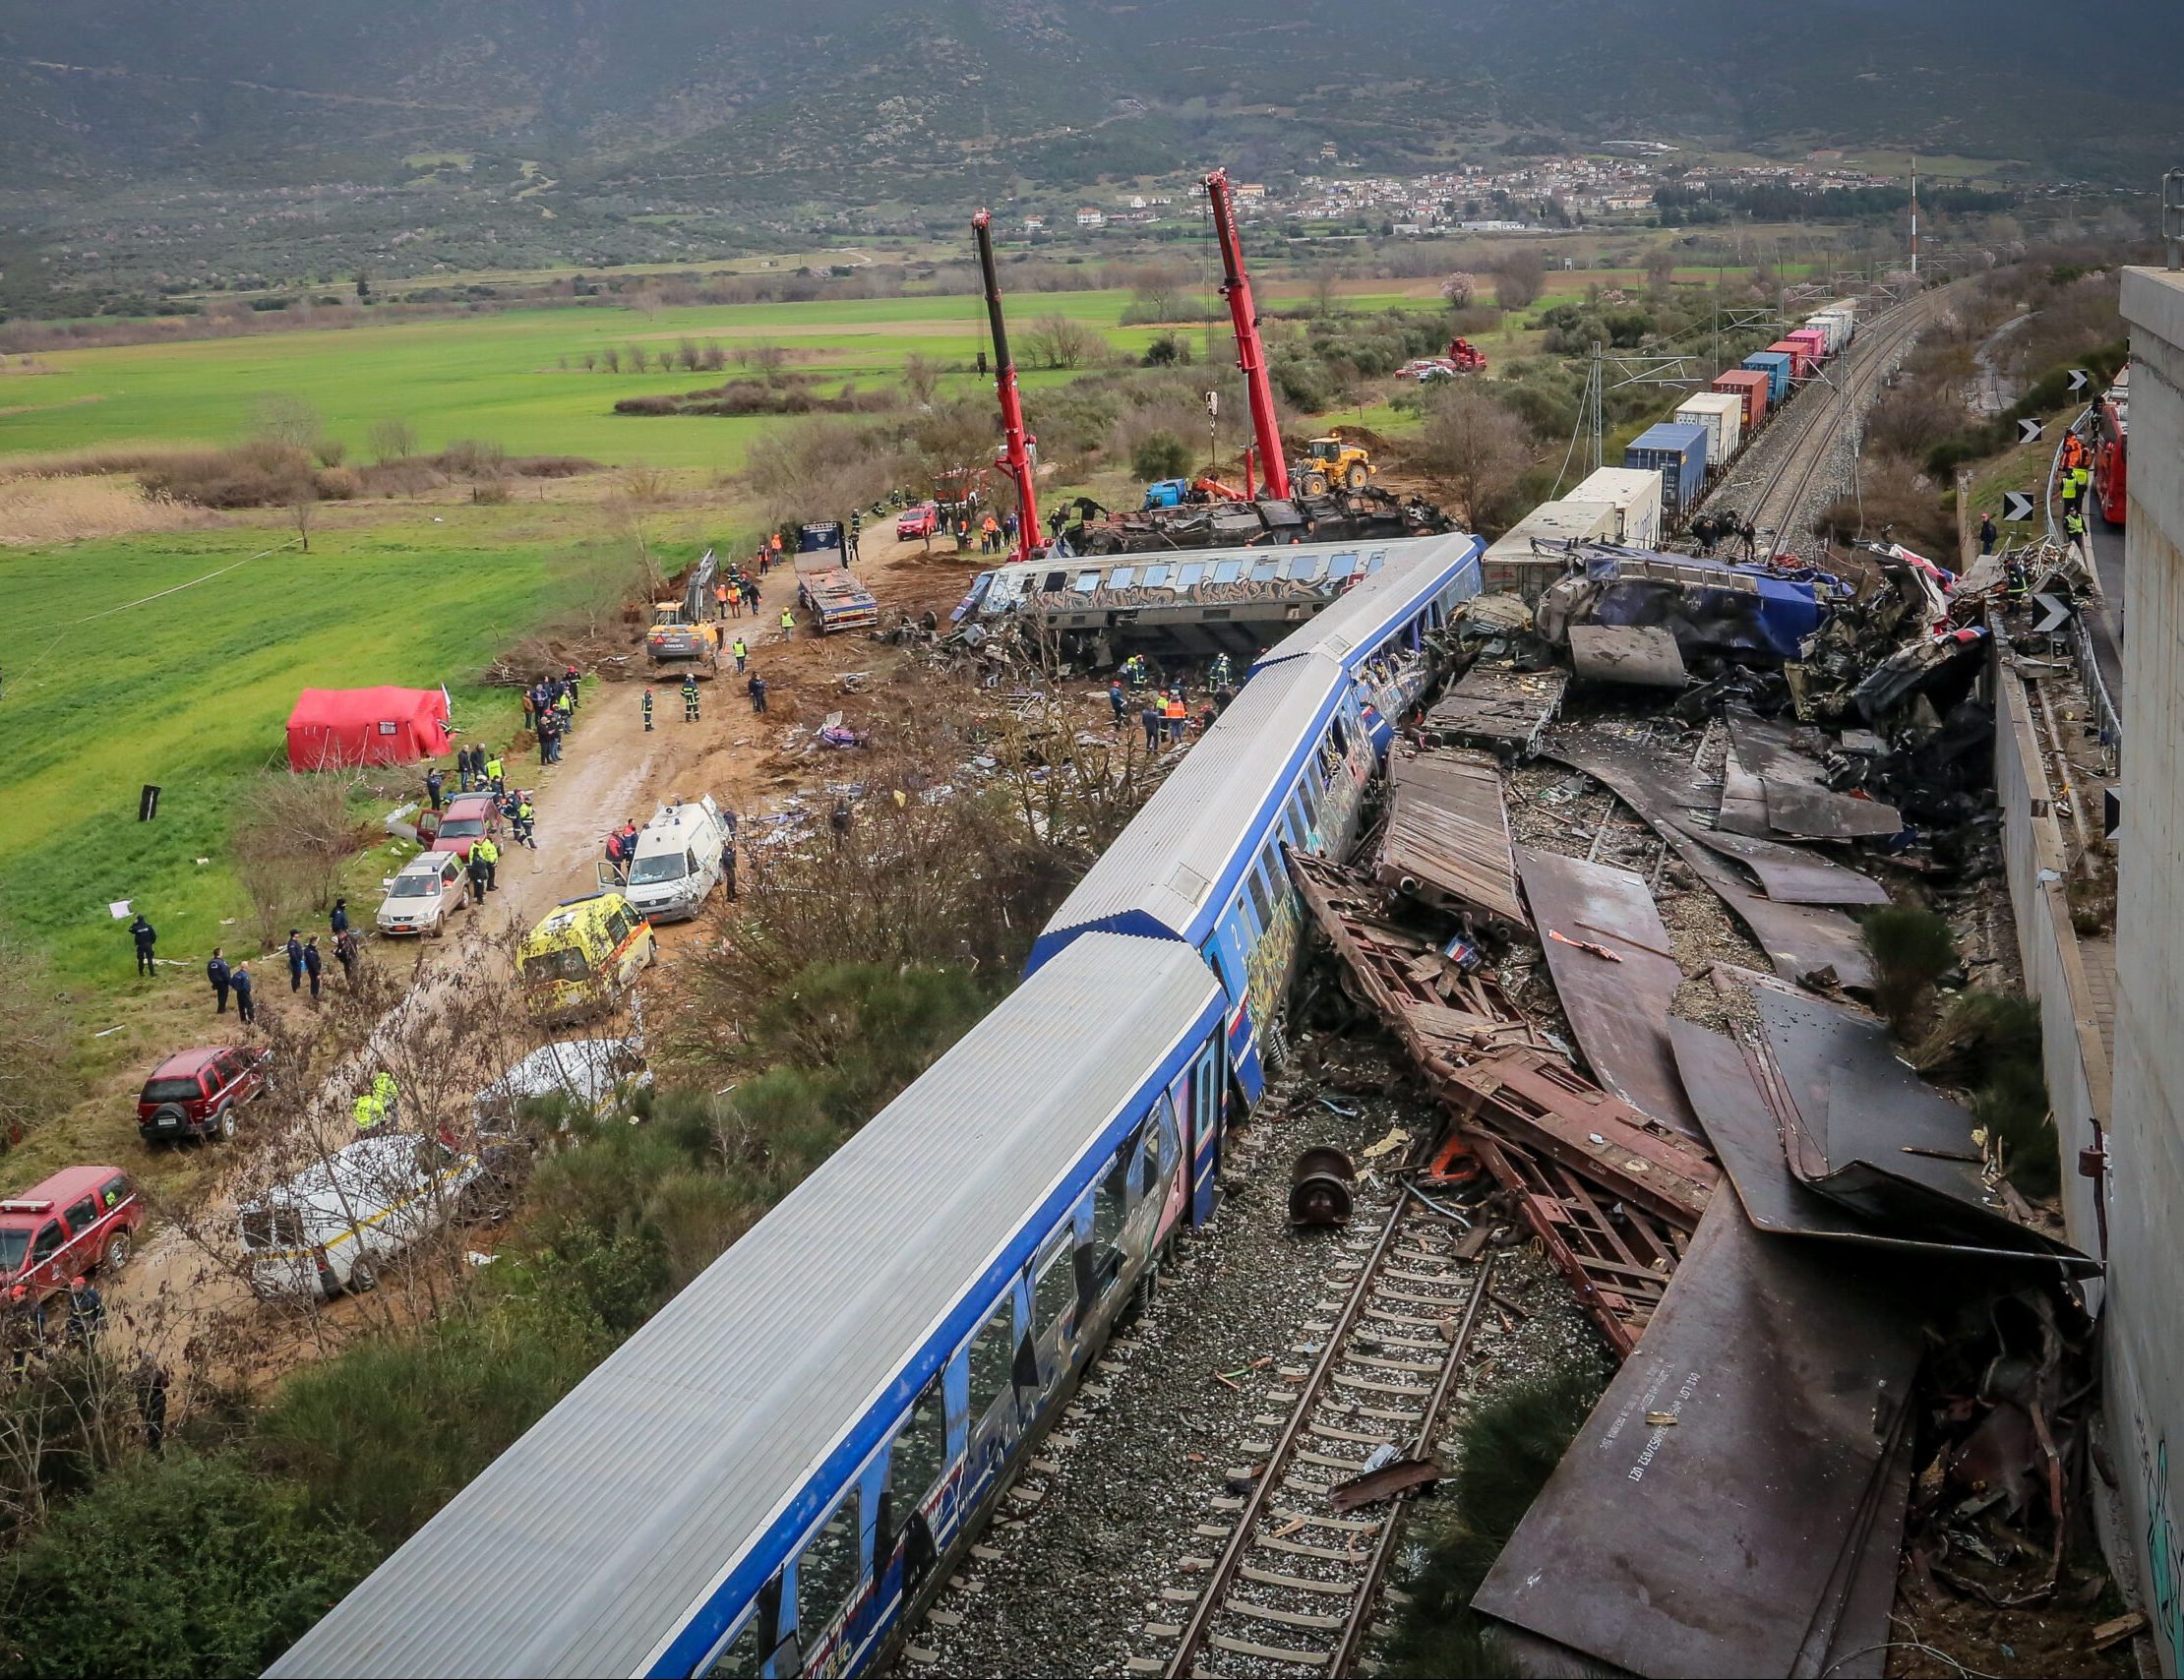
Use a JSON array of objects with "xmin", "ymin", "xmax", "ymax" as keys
[
  {"xmin": 1027, "ymin": 574, "xmax": 1351, "ymax": 618},
  {"xmin": 1242, "ymin": 892, "xmax": 1304, "ymax": 1042}
]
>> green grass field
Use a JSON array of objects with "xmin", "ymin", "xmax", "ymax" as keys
[
  {"xmin": 0, "ymin": 291, "xmax": 1178, "ymax": 469},
  {"xmin": 0, "ymin": 508, "xmax": 623, "ymax": 985}
]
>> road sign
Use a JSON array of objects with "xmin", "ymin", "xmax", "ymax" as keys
[
  {"xmin": 2018, "ymin": 418, "xmax": 2044, "ymax": 444},
  {"xmin": 2003, "ymin": 491, "xmax": 2036, "ymax": 522},
  {"xmin": 2032, "ymin": 592, "xmax": 2074, "ymax": 634},
  {"xmin": 2068, "ymin": 369, "xmax": 2090, "ymax": 393},
  {"xmin": 2104, "ymin": 787, "xmax": 2121, "ymax": 840}
]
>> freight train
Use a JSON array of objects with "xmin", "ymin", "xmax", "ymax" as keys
[{"xmin": 267, "ymin": 528, "xmax": 1486, "ymax": 1680}]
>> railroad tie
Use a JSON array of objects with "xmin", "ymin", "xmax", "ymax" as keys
[
  {"xmin": 1209, "ymin": 1632, "xmax": 1331, "ymax": 1665},
  {"xmin": 1224, "ymin": 1596, "xmax": 1346, "ymax": 1632},
  {"xmin": 1241, "ymin": 1564, "xmax": 1360, "ymax": 1596}
]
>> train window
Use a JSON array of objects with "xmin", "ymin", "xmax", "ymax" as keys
[
  {"xmin": 1041, "ymin": 571, "xmax": 1066, "ymax": 593},
  {"xmin": 1109, "ymin": 566, "xmax": 1136, "ymax": 590},
  {"xmin": 1142, "ymin": 565, "xmax": 1171, "ymax": 588},
  {"xmin": 1034, "ymin": 1240, "xmax": 1074, "ymax": 1339},
  {"xmin": 796, "ymin": 1493, "xmax": 861, "ymax": 1638},
  {"xmin": 887, "ymin": 1377, "xmax": 949, "ymax": 1514},
  {"xmin": 1366, "ymin": 552, "xmax": 1387, "ymax": 573},
  {"xmin": 1304, "ymin": 756, "xmax": 1325, "ymax": 803},
  {"xmin": 1139, "ymin": 1111, "xmax": 1167, "ymax": 1198},
  {"xmin": 1327, "ymin": 552, "xmax": 1359, "ymax": 580},
  {"xmin": 1245, "ymin": 862, "xmax": 1274, "ymax": 929},
  {"xmin": 1248, "ymin": 558, "xmax": 1280, "ymax": 583},
  {"xmin": 965, "ymin": 1300, "xmax": 1015, "ymax": 1420},
  {"xmin": 1329, "ymin": 714, "xmax": 1349, "ymax": 756},
  {"xmin": 1178, "ymin": 562, "xmax": 1207, "ymax": 587},
  {"xmin": 705, "ymin": 1581, "xmax": 781, "ymax": 1679},
  {"xmin": 1284, "ymin": 554, "xmax": 1325, "ymax": 582},
  {"xmin": 1212, "ymin": 560, "xmax": 1244, "ymax": 584},
  {"xmin": 1285, "ymin": 794, "xmax": 1309, "ymax": 850},
  {"xmin": 1072, "ymin": 570, "xmax": 1101, "ymax": 593}
]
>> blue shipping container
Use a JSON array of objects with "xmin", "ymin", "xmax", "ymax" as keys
[
  {"xmin": 1743, "ymin": 351, "xmax": 1793, "ymax": 406},
  {"xmin": 1625, "ymin": 422, "xmax": 1709, "ymax": 518}
]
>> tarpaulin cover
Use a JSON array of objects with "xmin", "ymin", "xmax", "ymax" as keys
[{"xmin": 285, "ymin": 686, "xmax": 451, "ymax": 771}]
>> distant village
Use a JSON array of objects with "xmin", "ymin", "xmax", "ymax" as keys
[{"xmin": 1031, "ymin": 148, "xmax": 1905, "ymax": 236}]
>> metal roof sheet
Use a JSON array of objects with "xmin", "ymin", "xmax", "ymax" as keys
[
  {"xmin": 1250, "ymin": 532, "xmax": 1481, "ymax": 672},
  {"xmin": 269, "ymin": 931, "xmax": 1222, "ymax": 1680},
  {"xmin": 1036, "ymin": 655, "xmax": 1345, "ymax": 951}
]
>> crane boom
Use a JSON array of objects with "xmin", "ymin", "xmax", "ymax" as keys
[
  {"xmin": 974, "ymin": 209, "xmax": 1041, "ymax": 563},
  {"xmin": 1205, "ymin": 167, "xmax": 1291, "ymax": 502}
]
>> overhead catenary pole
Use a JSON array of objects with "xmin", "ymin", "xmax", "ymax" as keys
[
  {"xmin": 1204, "ymin": 167, "xmax": 1291, "ymax": 502},
  {"xmin": 973, "ymin": 210, "xmax": 1041, "ymax": 563},
  {"xmin": 1910, "ymin": 154, "xmax": 1919, "ymax": 278}
]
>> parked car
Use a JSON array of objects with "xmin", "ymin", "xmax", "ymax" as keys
[
  {"xmin": 1, "ymin": 1166, "xmax": 145, "ymax": 1311},
  {"xmin": 618, "ymin": 795, "xmax": 731, "ymax": 924},
  {"xmin": 420, "ymin": 792, "xmax": 503, "ymax": 861},
  {"xmin": 137, "ymin": 1045, "xmax": 271, "ymax": 1144},
  {"xmin": 238, "ymin": 1133, "xmax": 490, "ymax": 1298},
  {"xmin": 473, "ymin": 1038, "xmax": 648, "ymax": 1129},
  {"xmin": 896, "ymin": 502, "xmax": 940, "ymax": 540},
  {"xmin": 377, "ymin": 850, "xmax": 470, "ymax": 937}
]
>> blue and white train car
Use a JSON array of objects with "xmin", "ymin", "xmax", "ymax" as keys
[
  {"xmin": 1028, "ymin": 533, "xmax": 1485, "ymax": 1129},
  {"xmin": 270, "ymin": 932, "xmax": 1228, "ymax": 1680},
  {"xmin": 1251, "ymin": 529, "xmax": 1485, "ymax": 750}
]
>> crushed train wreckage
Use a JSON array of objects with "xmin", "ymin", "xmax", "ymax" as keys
[{"xmin": 1271, "ymin": 522, "xmax": 2110, "ymax": 1676}]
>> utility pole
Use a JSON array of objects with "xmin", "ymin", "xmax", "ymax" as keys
[
  {"xmin": 1910, "ymin": 154, "xmax": 1920, "ymax": 277},
  {"xmin": 1588, "ymin": 341, "xmax": 1606, "ymax": 477}
]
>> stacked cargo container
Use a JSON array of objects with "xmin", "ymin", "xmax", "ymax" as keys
[
  {"xmin": 1674, "ymin": 391, "xmax": 1744, "ymax": 470},
  {"xmin": 1480, "ymin": 500, "xmax": 1619, "ymax": 599},
  {"xmin": 1712, "ymin": 369, "xmax": 1771, "ymax": 432},
  {"xmin": 1767, "ymin": 338, "xmax": 1817, "ymax": 380},
  {"xmin": 1743, "ymin": 350, "xmax": 1794, "ymax": 404},
  {"xmin": 1569, "ymin": 466, "xmax": 1665, "ymax": 550},
  {"xmin": 1624, "ymin": 422, "xmax": 1709, "ymax": 521},
  {"xmin": 1787, "ymin": 328, "xmax": 1829, "ymax": 370}
]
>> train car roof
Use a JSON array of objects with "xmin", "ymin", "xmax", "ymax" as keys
[
  {"xmin": 1249, "ymin": 530, "xmax": 1482, "ymax": 675},
  {"xmin": 269, "ymin": 931, "xmax": 1224, "ymax": 1680},
  {"xmin": 1032, "ymin": 653, "xmax": 1346, "ymax": 960}
]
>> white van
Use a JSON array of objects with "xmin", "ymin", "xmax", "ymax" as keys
[
  {"xmin": 377, "ymin": 850, "xmax": 469, "ymax": 937},
  {"xmin": 238, "ymin": 1132, "xmax": 486, "ymax": 1297},
  {"xmin": 618, "ymin": 795, "xmax": 731, "ymax": 924}
]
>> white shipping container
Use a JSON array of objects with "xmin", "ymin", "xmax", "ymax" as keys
[
  {"xmin": 1674, "ymin": 392, "xmax": 1744, "ymax": 465},
  {"xmin": 1569, "ymin": 467, "xmax": 1664, "ymax": 550},
  {"xmin": 1481, "ymin": 499, "xmax": 1619, "ymax": 599},
  {"xmin": 1805, "ymin": 311, "xmax": 1850, "ymax": 355}
]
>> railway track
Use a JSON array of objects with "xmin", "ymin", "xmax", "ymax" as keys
[
  {"xmin": 1157, "ymin": 1185, "xmax": 1496, "ymax": 1678},
  {"xmin": 1724, "ymin": 288, "xmax": 1949, "ymax": 544}
]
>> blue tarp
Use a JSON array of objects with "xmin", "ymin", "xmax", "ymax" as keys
[{"xmin": 1579, "ymin": 553, "xmax": 1827, "ymax": 663}]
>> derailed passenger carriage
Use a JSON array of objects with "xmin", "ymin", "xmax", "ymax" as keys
[
  {"xmin": 270, "ymin": 933, "xmax": 1228, "ymax": 1680},
  {"xmin": 272, "ymin": 528, "xmax": 1484, "ymax": 1680}
]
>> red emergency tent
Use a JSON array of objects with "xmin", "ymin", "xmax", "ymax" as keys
[{"xmin": 285, "ymin": 687, "xmax": 452, "ymax": 771}]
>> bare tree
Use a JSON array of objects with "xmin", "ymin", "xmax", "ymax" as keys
[
  {"xmin": 289, "ymin": 489, "xmax": 317, "ymax": 556},
  {"xmin": 1642, "ymin": 247, "xmax": 1677, "ymax": 295},
  {"xmin": 366, "ymin": 417, "xmax": 418, "ymax": 464},
  {"xmin": 1490, "ymin": 248, "xmax": 1548, "ymax": 311},
  {"xmin": 249, "ymin": 393, "xmax": 323, "ymax": 450},
  {"xmin": 901, "ymin": 353, "xmax": 940, "ymax": 406},
  {"xmin": 1417, "ymin": 383, "xmax": 1532, "ymax": 530},
  {"xmin": 0, "ymin": 938, "xmax": 71, "ymax": 1152},
  {"xmin": 1129, "ymin": 262, "xmax": 1192, "ymax": 321},
  {"xmin": 1025, "ymin": 314, "xmax": 1095, "ymax": 370},
  {"xmin": 1310, "ymin": 266, "xmax": 1342, "ymax": 319}
]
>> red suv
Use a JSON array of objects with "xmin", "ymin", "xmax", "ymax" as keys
[
  {"xmin": 137, "ymin": 1046, "xmax": 272, "ymax": 1144},
  {"xmin": 421, "ymin": 791, "xmax": 504, "ymax": 861},
  {"xmin": 896, "ymin": 502, "xmax": 940, "ymax": 541},
  {"xmin": 1, "ymin": 1166, "xmax": 145, "ymax": 1311}
]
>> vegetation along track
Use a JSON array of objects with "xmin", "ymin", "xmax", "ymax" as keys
[
  {"xmin": 1721, "ymin": 286, "xmax": 1951, "ymax": 545},
  {"xmin": 1160, "ymin": 1183, "xmax": 1496, "ymax": 1677}
]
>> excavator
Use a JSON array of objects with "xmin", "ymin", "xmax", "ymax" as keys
[{"xmin": 645, "ymin": 548, "xmax": 726, "ymax": 677}]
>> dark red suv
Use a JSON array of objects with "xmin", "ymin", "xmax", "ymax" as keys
[
  {"xmin": 1, "ymin": 1166, "xmax": 144, "ymax": 1310},
  {"xmin": 137, "ymin": 1046, "xmax": 271, "ymax": 1144}
]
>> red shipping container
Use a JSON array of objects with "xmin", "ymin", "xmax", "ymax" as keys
[
  {"xmin": 1768, "ymin": 339, "xmax": 1816, "ymax": 380},
  {"xmin": 1712, "ymin": 370, "xmax": 1771, "ymax": 431}
]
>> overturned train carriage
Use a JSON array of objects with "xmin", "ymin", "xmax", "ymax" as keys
[{"xmin": 272, "ymin": 529, "xmax": 1485, "ymax": 1680}]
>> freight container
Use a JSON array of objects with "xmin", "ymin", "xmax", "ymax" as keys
[
  {"xmin": 1787, "ymin": 328, "xmax": 1829, "ymax": 368},
  {"xmin": 1767, "ymin": 339, "xmax": 1816, "ymax": 381},
  {"xmin": 1481, "ymin": 499, "xmax": 1617, "ymax": 598},
  {"xmin": 1712, "ymin": 369, "xmax": 1772, "ymax": 432},
  {"xmin": 1743, "ymin": 351, "xmax": 1793, "ymax": 404},
  {"xmin": 1674, "ymin": 391, "xmax": 1744, "ymax": 466},
  {"xmin": 1624, "ymin": 422, "xmax": 1709, "ymax": 521},
  {"xmin": 1804, "ymin": 311, "xmax": 1850, "ymax": 356},
  {"xmin": 1569, "ymin": 466, "xmax": 1664, "ymax": 550}
]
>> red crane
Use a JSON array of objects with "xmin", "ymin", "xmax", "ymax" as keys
[
  {"xmin": 973, "ymin": 209, "xmax": 1041, "ymax": 563},
  {"xmin": 1205, "ymin": 167, "xmax": 1291, "ymax": 502}
]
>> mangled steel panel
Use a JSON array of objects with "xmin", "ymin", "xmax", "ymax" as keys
[
  {"xmin": 1753, "ymin": 990, "xmax": 2093, "ymax": 1269},
  {"xmin": 1717, "ymin": 742, "xmax": 1772, "ymax": 837},
  {"xmin": 1517, "ymin": 846, "xmax": 1704, "ymax": 1140},
  {"xmin": 1376, "ymin": 746, "xmax": 1530, "ymax": 930},
  {"xmin": 1474, "ymin": 1196, "xmax": 1926, "ymax": 1679},
  {"xmin": 1568, "ymin": 624, "xmax": 1689, "ymax": 688},
  {"xmin": 1547, "ymin": 739, "xmax": 1876, "ymax": 992},
  {"xmin": 1762, "ymin": 779, "xmax": 1906, "ymax": 841},
  {"xmin": 1668, "ymin": 820, "xmax": 1892, "ymax": 908},
  {"xmin": 1536, "ymin": 553, "xmax": 1828, "ymax": 667},
  {"xmin": 1426, "ymin": 665, "xmax": 1569, "ymax": 758}
]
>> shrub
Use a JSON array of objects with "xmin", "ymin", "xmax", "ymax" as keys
[
  {"xmin": 1130, "ymin": 430, "xmax": 1193, "ymax": 482},
  {"xmin": 313, "ymin": 466, "xmax": 360, "ymax": 500},
  {"xmin": 1859, "ymin": 906, "xmax": 1960, "ymax": 1038},
  {"xmin": 138, "ymin": 442, "xmax": 315, "ymax": 510},
  {"xmin": 0, "ymin": 1450, "xmax": 377, "ymax": 1677},
  {"xmin": 310, "ymin": 437, "xmax": 347, "ymax": 468}
]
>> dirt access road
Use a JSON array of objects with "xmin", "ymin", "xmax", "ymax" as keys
[{"xmin": 101, "ymin": 531, "xmax": 987, "ymax": 1380}]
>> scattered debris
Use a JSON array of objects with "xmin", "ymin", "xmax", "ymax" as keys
[
  {"xmin": 1376, "ymin": 746, "xmax": 1529, "ymax": 933},
  {"xmin": 1424, "ymin": 666, "xmax": 1569, "ymax": 760}
]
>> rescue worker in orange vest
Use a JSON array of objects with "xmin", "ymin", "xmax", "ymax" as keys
[{"xmin": 1164, "ymin": 691, "xmax": 1188, "ymax": 744}]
